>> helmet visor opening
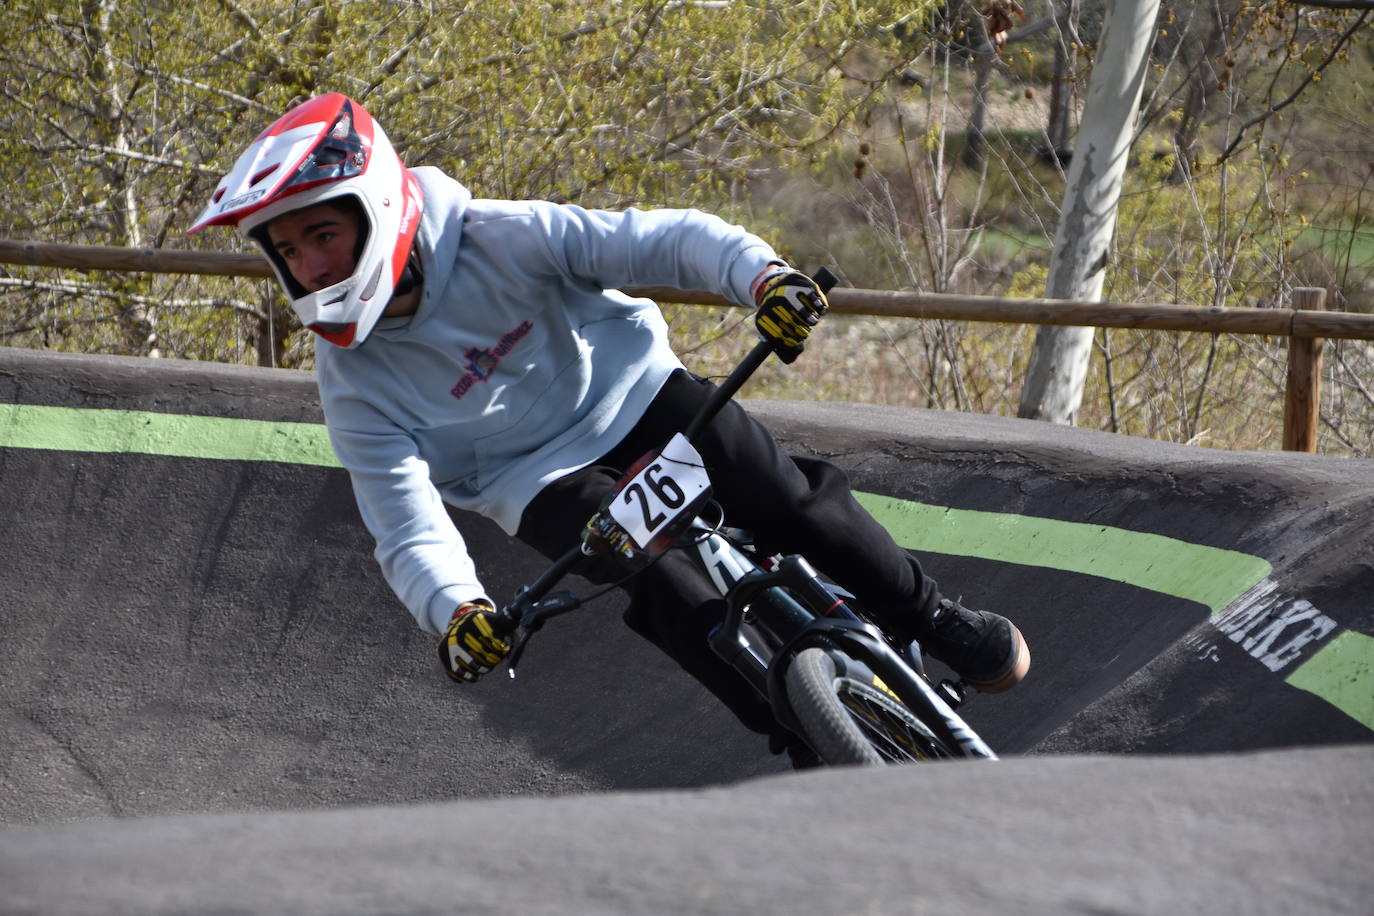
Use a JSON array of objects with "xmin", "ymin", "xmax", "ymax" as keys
[
  {"xmin": 248, "ymin": 194, "xmax": 372, "ymax": 301},
  {"xmin": 284, "ymin": 103, "xmax": 367, "ymax": 193}
]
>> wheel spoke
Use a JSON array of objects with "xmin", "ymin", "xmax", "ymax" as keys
[
  {"xmin": 836, "ymin": 678, "xmax": 952, "ymax": 762},
  {"xmin": 785, "ymin": 647, "xmax": 964, "ymax": 766}
]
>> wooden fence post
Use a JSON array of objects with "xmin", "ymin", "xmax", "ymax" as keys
[{"xmin": 1282, "ymin": 287, "xmax": 1328, "ymax": 453}]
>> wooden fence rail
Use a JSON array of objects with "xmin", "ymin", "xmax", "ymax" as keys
[{"xmin": 4, "ymin": 239, "xmax": 1372, "ymax": 452}]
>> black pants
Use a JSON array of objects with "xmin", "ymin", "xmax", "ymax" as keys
[{"xmin": 516, "ymin": 370, "xmax": 941, "ymax": 734}]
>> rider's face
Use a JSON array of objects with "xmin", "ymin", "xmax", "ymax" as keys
[{"xmin": 265, "ymin": 202, "xmax": 362, "ymax": 293}]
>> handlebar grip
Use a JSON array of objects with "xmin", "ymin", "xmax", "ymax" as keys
[
  {"xmin": 812, "ymin": 267, "xmax": 837, "ymax": 294},
  {"xmin": 488, "ymin": 608, "xmax": 519, "ymax": 638}
]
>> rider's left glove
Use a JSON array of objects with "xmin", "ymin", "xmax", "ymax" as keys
[
  {"xmin": 440, "ymin": 599, "xmax": 511, "ymax": 684},
  {"xmin": 752, "ymin": 266, "xmax": 829, "ymax": 364}
]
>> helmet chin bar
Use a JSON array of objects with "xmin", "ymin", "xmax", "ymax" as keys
[
  {"xmin": 309, "ymin": 322, "xmax": 358, "ymax": 348},
  {"xmin": 303, "ymin": 251, "xmax": 419, "ymax": 348}
]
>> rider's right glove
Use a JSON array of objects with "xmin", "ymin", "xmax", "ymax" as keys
[
  {"xmin": 752, "ymin": 266, "xmax": 830, "ymax": 364},
  {"xmin": 439, "ymin": 599, "xmax": 511, "ymax": 684}
]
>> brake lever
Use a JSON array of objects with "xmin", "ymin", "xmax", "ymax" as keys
[
  {"xmin": 507, "ymin": 629, "xmax": 533, "ymax": 678},
  {"xmin": 504, "ymin": 590, "xmax": 583, "ymax": 678}
]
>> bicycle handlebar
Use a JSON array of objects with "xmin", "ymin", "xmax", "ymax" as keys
[{"xmin": 682, "ymin": 267, "xmax": 837, "ymax": 441}]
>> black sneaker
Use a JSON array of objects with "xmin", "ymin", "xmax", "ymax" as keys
[{"xmin": 921, "ymin": 598, "xmax": 1030, "ymax": 693}]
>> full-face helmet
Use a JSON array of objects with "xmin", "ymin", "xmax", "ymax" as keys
[{"xmin": 188, "ymin": 93, "xmax": 424, "ymax": 348}]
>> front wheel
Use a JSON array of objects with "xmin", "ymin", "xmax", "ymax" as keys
[{"xmin": 784, "ymin": 647, "xmax": 961, "ymax": 765}]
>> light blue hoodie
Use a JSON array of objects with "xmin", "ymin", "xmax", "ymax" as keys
[{"xmin": 316, "ymin": 167, "xmax": 782, "ymax": 633}]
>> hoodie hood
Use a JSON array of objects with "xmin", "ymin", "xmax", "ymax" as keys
[{"xmin": 372, "ymin": 166, "xmax": 472, "ymax": 337}]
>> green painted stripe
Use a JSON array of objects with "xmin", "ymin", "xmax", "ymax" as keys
[
  {"xmin": 1286, "ymin": 631, "xmax": 1374, "ymax": 731},
  {"xmin": 855, "ymin": 491, "xmax": 1271, "ymax": 614},
  {"xmin": 1, "ymin": 405, "xmax": 1268, "ymax": 608},
  {"xmin": 856, "ymin": 491, "xmax": 1373, "ymax": 733},
  {"xmin": 0, "ymin": 403, "xmax": 340, "ymax": 467},
  {"xmin": 6, "ymin": 402, "xmax": 1365, "ymax": 731}
]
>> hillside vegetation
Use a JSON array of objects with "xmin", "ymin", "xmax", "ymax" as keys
[{"xmin": 1, "ymin": 1, "xmax": 1370, "ymax": 454}]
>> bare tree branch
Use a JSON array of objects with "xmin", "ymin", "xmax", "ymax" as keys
[
  {"xmin": 121, "ymin": 61, "xmax": 274, "ymax": 113},
  {"xmin": 0, "ymin": 278, "xmax": 264, "ymax": 318},
  {"xmin": 76, "ymin": 144, "xmax": 222, "ymax": 175},
  {"xmin": 1218, "ymin": 9, "xmax": 1371, "ymax": 163},
  {"xmin": 1293, "ymin": 1, "xmax": 1374, "ymax": 10}
]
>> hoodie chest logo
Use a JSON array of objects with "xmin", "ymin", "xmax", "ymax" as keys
[{"xmin": 450, "ymin": 320, "xmax": 535, "ymax": 400}]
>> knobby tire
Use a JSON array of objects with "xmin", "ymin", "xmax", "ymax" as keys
[{"xmin": 784, "ymin": 646, "xmax": 959, "ymax": 766}]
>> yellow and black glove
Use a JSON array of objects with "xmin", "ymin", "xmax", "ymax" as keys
[
  {"xmin": 439, "ymin": 599, "xmax": 512, "ymax": 683},
  {"xmin": 753, "ymin": 267, "xmax": 829, "ymax": 364}
]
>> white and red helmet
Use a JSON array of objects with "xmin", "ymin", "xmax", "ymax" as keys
[{"xmin": 188, "ymin": 93, "xmax": 424, "ymax": 348}]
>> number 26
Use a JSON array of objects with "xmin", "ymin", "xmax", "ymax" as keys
[{"xmin": 623, "ymin": 463, "xmax": 686, "ymax": 531}]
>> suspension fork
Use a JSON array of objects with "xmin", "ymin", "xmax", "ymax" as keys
[
  {"xmin": 702, "ymin": 549, "xmax": 858, "ymax": 724},
  {"xmin": 692, "ymin": 526, "xmax": 795, "ymax": 695}
]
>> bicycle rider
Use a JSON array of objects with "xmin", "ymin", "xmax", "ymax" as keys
[{"xmin": 189, "ymin": 94, "xmax": 1030, "ymax": 761}]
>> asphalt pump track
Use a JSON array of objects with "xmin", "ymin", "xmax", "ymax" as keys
[{"xmin": 1, "ymin": 347, "xmax": 1371, "ymax": 914}]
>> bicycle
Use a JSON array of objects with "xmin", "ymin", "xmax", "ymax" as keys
[{"xmin": 495, "ymin": 270, "xmax": 997, "ymax": 766}]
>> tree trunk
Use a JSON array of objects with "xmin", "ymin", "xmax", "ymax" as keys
[
  {"xmin": 1017, "ymin": 0, "xmax": 1162, "ymax": 424},
  {"xmin": 84, "ymin": 0, "xmax": 161, "ymax": 357}
]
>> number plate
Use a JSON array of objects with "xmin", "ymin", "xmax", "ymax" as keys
[{"xmin": 608, "ymin": 433, "xmax": 711, "ymax": 549}]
